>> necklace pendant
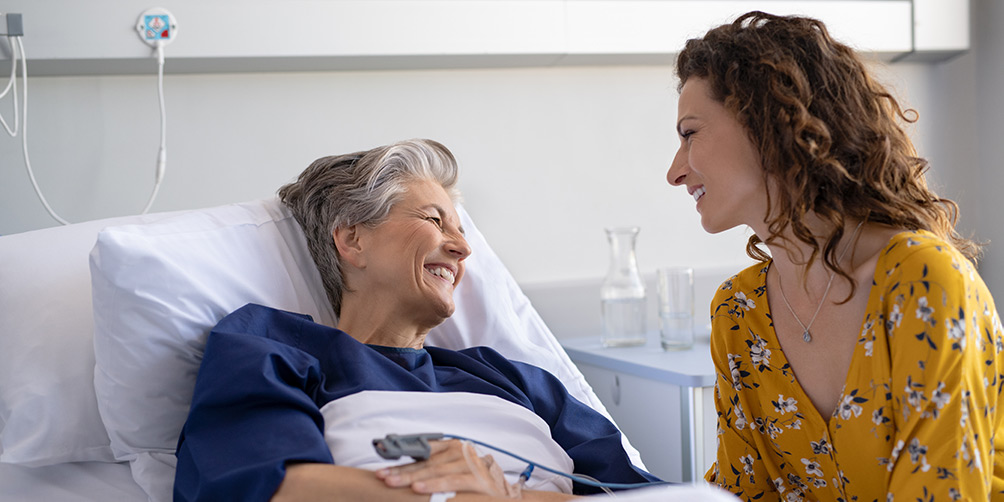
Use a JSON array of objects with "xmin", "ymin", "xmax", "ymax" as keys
[{"xmin": 802, "ymin": 330, "xmax": 812, "ymax": 343}]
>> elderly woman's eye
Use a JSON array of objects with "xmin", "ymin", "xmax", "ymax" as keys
[{"xmin": 426, "ymin": 216, "xmax": 443, "ymax": 227}]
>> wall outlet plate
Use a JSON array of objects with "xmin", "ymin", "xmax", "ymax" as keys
[{"xmin": 136, "ymin": 7, "xmax": 177, "ymax": 46}]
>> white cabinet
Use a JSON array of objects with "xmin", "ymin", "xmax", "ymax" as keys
[
  {"xmin": 4, "ymin": 0, "xmax": 969, "ymax": 76},
  {"xmin": 561, "ymin": 337, "xmax": 718, "ymax": 483}
]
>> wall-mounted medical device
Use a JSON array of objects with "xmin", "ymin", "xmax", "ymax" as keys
[
  {"xmin": 0, "ymin": 9, "xmax": 177, "ymax": 225},
  {"xmin": 136, "ymin": 8, "xmax": 178, "ymax": 47}
]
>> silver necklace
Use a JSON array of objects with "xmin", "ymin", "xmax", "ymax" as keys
[{"xmin": 775, "ymin": 220, "xmax": 864, "ymax": 343}]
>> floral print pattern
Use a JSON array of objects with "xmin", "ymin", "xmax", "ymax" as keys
[{"xmin": 705, "ymin": 231, "xmax": 1004, "ymax": 501}]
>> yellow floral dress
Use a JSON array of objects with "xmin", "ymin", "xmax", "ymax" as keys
[{"xmin": 705, "ymin": 231, "xmax": 1004, "ymax": 501}]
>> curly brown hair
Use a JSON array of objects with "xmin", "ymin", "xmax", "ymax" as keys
[{"xmin": 676, "ymin": 11, "xmax": 979, "ymax": 285}]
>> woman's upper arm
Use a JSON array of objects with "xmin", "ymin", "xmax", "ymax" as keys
[
  {"xmin": 175, "ymin": 330, "xmax": 333, "ymax": 501},
  {"xmin": 705, "ymin": 273, "xmax": 780, "ymax": 500},
  {"xmin": 884, "ymin": 245, "xmax": 1002, "ymax": 499},
  {"xmin": 706, "ymin": 326, "xmax": 777, "ymax": 501}
]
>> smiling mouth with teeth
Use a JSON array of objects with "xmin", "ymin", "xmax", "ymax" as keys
[
  {"xmin": 692, "ymin": 187, "xmax": 706, "ymax": 202},
  {"xmin": 426, "ymin": 266, "xmax": 456, "ymax": 284}
]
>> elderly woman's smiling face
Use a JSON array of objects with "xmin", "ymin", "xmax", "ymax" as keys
[{"xmin": 350, "ymin": 179, "xmax": 472, "ymax": 327}]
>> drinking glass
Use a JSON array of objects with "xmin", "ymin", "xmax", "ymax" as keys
[{"xmin": 657, "ymin": 267, "xmax": 694, "ymax": 351}]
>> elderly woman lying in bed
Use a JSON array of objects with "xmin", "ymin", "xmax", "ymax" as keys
[{"xmin": 172, "ymin": 139, "xmax": 662, "ymax": 501}]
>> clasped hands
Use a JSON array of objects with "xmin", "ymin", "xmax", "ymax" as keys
[{"xmin": 376, "ymin": 439, "xmax": 524, "ymax": 499}]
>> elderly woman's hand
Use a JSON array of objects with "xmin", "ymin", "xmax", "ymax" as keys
[{"xmin": 375, "ymin": 439, "xmax": 523, "ymax": 498}]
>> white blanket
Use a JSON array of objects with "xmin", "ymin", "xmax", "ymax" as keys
[{"xmin": 321, "ymin": 390, "xmax": 575, "ymax": 493}]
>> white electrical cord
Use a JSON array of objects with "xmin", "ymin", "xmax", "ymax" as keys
[
  {"xmin": 143, "ymin": 40, "xmax": 167, "ymax": 215},
  {"xmin": 0, "ymin": 37, "xmax": 18, "ymax": 136},
  {"xmin": 1, "ymin": 35, "xmax": 167, "ymax": 225},
  {"xmin": 7, "ymin": 37, "xmax": 70, "ymax": 224}
]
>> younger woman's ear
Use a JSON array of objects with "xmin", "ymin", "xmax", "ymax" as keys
[{"xmin": 333, "ymin": 225, "xmax": 366, "ymax": 268}]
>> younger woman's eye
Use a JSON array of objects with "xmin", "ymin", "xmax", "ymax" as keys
[{"xmin": 680, "ymin": 130, "xmax": 695, "ymax": 140}]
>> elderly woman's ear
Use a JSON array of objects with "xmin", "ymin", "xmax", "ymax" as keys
[{"xmin": 332, "ymin": 225, "xmax": 366, "ymax": 269}]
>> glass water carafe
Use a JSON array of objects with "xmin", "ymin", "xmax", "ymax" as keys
[{"xmin": 600, "ymin": 227, "xmax": 647, "ymax": 347}]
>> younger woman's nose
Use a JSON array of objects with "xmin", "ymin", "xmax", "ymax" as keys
[{"xmin": 666, "ymin": 148, "xmax": 688, "ymax": 186}]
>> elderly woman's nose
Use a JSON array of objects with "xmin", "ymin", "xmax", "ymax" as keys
[{"xmin": 448, "ymin": 233, "xmax": 472, "ymax": 260}]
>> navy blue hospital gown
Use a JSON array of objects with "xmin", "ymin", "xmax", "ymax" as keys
[{"xmin": 173, "ymin": 303, "xmax": 659, "ymax": 501}]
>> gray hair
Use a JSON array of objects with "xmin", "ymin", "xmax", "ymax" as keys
[{"xmin": 278, "ymin": 138, "xmax": 461, "ymax": 316}]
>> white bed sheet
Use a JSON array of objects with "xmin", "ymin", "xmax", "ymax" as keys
[{"xmin": 0, "ymin": 461, "xmax": 145, "ymax": 502}]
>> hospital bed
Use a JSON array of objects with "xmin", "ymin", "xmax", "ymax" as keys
[{"xmin": 0, "ymin": 197, "xmax": 734, "ymax": 501}]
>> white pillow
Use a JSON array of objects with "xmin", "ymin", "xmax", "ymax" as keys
[
  {"xmin": 89, "ymin": 197, "xmax": 622, "ymax": 501},
  {"xmin": 0, "ymin": 210, "xmax": 181, "ymax": 467},
  {"xmin": 90, "ymin": 198, "xmax": 336, "ymax": 499},
  {"xmin": 427, "ymin": 206, "xmax": 612, "ymax": 416}
]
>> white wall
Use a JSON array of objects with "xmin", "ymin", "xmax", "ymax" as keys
[
  {"xmin": 0, "ymin": 1, "xmax": 994, "ymax": 306},
  {"xmin": 0, "ymin": 63, "xmax": 758, "ymax": 284},
  {"xmin": 972, "ymin": 0, "xmax": 1004, "ymax": 303}
]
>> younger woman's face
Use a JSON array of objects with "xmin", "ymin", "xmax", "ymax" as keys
[{"xmin": 666, "ymin": 77, "xmax": 769, "ymax": 235}]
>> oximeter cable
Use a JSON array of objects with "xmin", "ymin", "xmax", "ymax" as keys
[{"xmin": 375, "ymin": 432, "xmax": 674, "ymax": 493}]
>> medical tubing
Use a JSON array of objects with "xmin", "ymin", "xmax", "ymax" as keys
[
  {"xmin": 442, "ymin": 433, "xmax": 672, "ymax": 492},
  {"xmin": 0, "ymin": 39, "xmax": 14, "ymax": 99},
  {"xmin": 17, "ymin": 37, "xmax": 70, "ymax": 225},
  {"xmin": 0, "ymin": 36, "xmax": 18, "ymax": 136},
  {"xmin": 517, "ymin": 464, "xmax": 534, "ymax": 484},
  {"xmin": 12, "ymin": 36, "xmax": 166, "ymax": 225},
  {"xmin": 566, "ymin": 473, "xmax": 614, "ymax": 496},
  {"xmin": 141, "ymin": 41, "xmax": 167, "ymax": 215}
]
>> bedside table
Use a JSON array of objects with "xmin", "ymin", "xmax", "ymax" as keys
[{"xmin": 561, "ymin": 333, "xmax": 717, "ymax": 483}]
